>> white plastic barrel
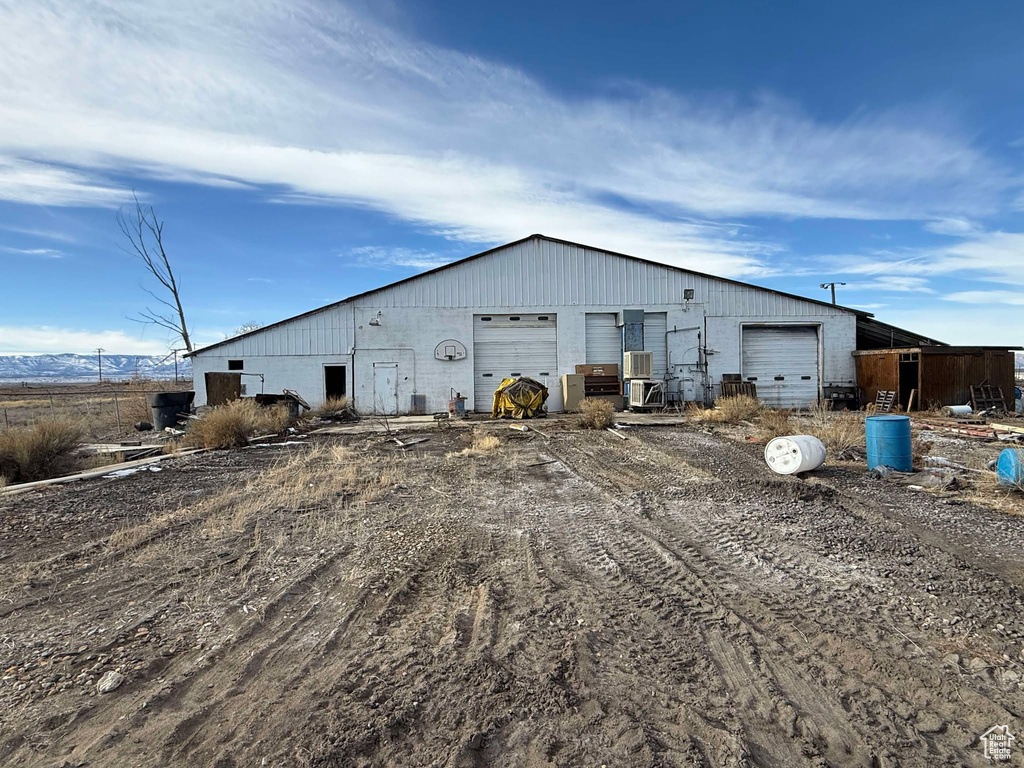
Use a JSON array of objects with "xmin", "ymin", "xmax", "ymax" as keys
[
  {"xmin": 945, "ymin": 404, "xmax": 973, "ymax": 416},
  {"xmin": 764, "ymin": 435, "xmax": 827, "ymax": 475}
]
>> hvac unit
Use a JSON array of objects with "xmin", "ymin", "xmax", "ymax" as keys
[
  {"xmin": 628, "ymin": 380, "xmax": 665, "ymax": 410},
  {"xmin": 623, "ymin": 351, "xmax": 653, "ymax": 379}
]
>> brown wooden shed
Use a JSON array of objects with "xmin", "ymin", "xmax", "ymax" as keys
[{"xmin": 853, "ymin": 346, "xmax": 1019, "ymax": 410}]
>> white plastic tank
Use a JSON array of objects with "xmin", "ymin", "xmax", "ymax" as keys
[
  {"xmin": 764, "ymin": 435, "xmax": 827, "ymax": 475},
  {"xmin": 945, "ymin": 404, "xmax": 973, "ymax": 417}
]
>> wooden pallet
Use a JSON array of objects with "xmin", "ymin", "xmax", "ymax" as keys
[
  {"xmin": 971, "ymin": 384, "xmax": 1005, "ymax": 412},
  {"xmin": 874, "ymin": 390, "xmax": 897, "ymax": 413},
  {"xmin": 721, "ymin": 381, "xmax": 756, "ymax": 398}
]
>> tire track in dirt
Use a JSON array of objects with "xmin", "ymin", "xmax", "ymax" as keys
[{"xmin": 545, "ymin": 430, "xmax": 1021, "ymax": 766}]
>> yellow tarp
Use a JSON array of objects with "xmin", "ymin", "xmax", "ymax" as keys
[{"xmin": 491, "ymin": 377, "xmax": 549, "ymax": 419}]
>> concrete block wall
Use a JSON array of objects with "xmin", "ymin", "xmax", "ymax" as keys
[
  {"xmin": 191, "ymin": 353, "xmax": 353, "ymax": 410},
  {"xmin": 350, "ymin": 303, "xmax": 702, "ymax": 414}
]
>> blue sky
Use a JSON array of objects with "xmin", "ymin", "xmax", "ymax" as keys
[{"xmin": 1, "ymin": 0, "xmax": 1023, "ymax": 354}]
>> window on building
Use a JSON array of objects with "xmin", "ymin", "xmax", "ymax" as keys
[{"xmin": 228, "ymin": 360, "xmax": 243, "ymax": 370}]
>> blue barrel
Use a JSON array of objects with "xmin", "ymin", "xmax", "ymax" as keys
[
  {"xmin": 865, "ymin": 415, "xmax": 913, "ymax": 471},
  {"xmin": 997, "ymin": 449, "xmax": 1024, "ymax": 488}
]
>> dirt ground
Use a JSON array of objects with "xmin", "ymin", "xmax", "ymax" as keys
[
  {"xmin": 2, "ymin": 422, "xmax": 1024, "ymax": 767},
  {"xmin": 0, "ymin": 380, "xmax": 193, "ymax": 442}
]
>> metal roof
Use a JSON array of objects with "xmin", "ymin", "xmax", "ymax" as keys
[{"xmin": 187, "ymin": 233, "xmax": 868, "ymax": 357}]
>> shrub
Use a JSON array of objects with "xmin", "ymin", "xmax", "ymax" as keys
[
  {"xmin": 578, "ymin": 398, "xmax": 615, "ymax": 430},
  {"xmin": 695, "ymin": 394, "xmax": 762, "ymax": 423},
  {"xmin": 757, "ymin": 408, "xmax": 793, "ymax": 439},
  {"xmin": 254, "ymin": 404, "xmax": 292, "ymax": 434},
  {"xmin": 186, "ymin": 399, "xmax": 293, "ymax": 449},
  {"xmin": 806, "ymin": 401, "xmax": 863, "ymax": 456},
  {"xmin": 317, "ymin": 396, "xmax": 351, "ymax": 420},
  {"xmin": 0, "ymin": 419, "xmax": 84, "ymax": 483}
]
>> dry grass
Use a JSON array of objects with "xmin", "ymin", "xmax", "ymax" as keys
[
  {"xmin": 577, "ymin": 398, "xmax": 616, "ymax": 430},
  {"xmin": 694, "ymin": 394, "xmax": 762, "ymax": 424},
  {"xmin": 912, "ymin": 431, "xmax": 934, "ymax": 465},
  {"xmin": 0, "ymin": 419, "xmax": 85, "ymax": 483},
  {"xmin": 186, "ymin": 399, "xmax": 293, "ymax": 449},
  {"xmin": 757, "ymin": 408, "xmax": 793, "ymax": 439},
  {"xmin": 316, "ymin": 396, "xmax": 352, "ymax": 420},
  {"xmin": 449, "ymin": 428, "xmax": 500, "ymax": 458},
  {"xmin": 108, "ymin": 442, "xmax": 399, "ymax": 555},
  {"xmin": 806, "ymin": 401, "xmax": 864, "ymax": 457}
]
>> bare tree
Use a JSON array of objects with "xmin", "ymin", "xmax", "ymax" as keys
[
  {"xmin": 232, "ymin": 322, "xmax": 263, "ymax": 336},
  {"xmin": 117, "ymin": 193, "xmax": 193, "ymax": 352}
]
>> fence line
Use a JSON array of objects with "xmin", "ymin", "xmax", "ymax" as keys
[{"xmin": 0, "ymin": 381, "xmax": 194, "ymax": 434}]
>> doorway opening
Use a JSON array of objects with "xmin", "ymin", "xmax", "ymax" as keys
[
  {"xmin": 324, "ymin": 365, "xmax": 347, "ymax": 400},
  {"xmin": 898, "ymin": 353, "xmax": 919, "ymax": 410}
]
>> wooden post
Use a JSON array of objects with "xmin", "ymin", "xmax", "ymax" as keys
[
  {"xmin": 49, "ymin": 394, "xmax": 54, "ymax": 415},
  {"xmin": 113, "ymin": 392, "xmax": 122, "ymax": 433},
  {"xmin": 3, "ymin": 408, "xmax": 8, "ymax": 429}
]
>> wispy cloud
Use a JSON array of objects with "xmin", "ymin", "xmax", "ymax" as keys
[
  {"xmin": 923, "ymin": 217, "xmax": 981, "ymax": 237},
  {"xmin": 944, "ymin": 290, "xmax": 1024, "ymax": 306},
  {"xmin": 835, "ymin": 230, "xmax": 1024, "ymax": 286},
  {"xmin": 0, "ymin": 157, "xmax": 128, "ymax": 207},
  {"xmin": 842, "ymin": 276, "xmax": 934, "ymax": 293},
  {"xmin": 247, "ymin": 277, "xmax": 274, "ymax": 283},
  {"xmin": 0, "ymin": 0, "xmax": 1014, "ymax": 277},
  {"xmin": 348, "ymin": 245, "xmax": 451, "ymax": 271},
  {"xmin": 0, "ymin": 245, "xmax": 63, "ymax": 258},
  {"xmin": 0, "ymin": 223, "xmax": 77, "ymax": 242}
]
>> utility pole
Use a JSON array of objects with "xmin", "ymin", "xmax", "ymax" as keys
[
  {"xmin": 171, "ymin": 348, "xmax": 187, "ymax": 383},
  {"xmin": 819, "ymin": 282, "xmax": 846, "ymax": 305},
  {"xmin": 96, "ymin": 348, "xmax": 105, "ymax": 382}
]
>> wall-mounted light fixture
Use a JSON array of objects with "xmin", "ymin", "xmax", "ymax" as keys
[{"xmin": 368, "ymin": 311, "xmax": 382, "ymax": 326}]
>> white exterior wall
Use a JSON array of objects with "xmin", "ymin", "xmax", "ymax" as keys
[
  {"xmin": 189, "ymin": 237, "xmax": 858, "ymax": 413},
  {"xmin": 705, "ymin": 315, "xmax": 857, "ymax": 400},
  {"xmin": 190, "ymin": 303, "xmax": 355, "ymax": 408}
]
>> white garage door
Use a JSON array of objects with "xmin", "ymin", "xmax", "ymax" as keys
[
  {"xmin": 741, "ymin": 326, "xmax": 819, "ymax": 409},
  {"xmin": 473, "ymin": 314, "xmax": 557, "ymax": 412},
  {"xmin": 585, "ymin": 314, "xmax": 620, "ymax": 365},
  {"xmin": 643, "ymin": 312, "xmax": 668, "ymax": 381}
]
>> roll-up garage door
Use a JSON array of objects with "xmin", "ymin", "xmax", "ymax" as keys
[
  {"xmin": 473, "ymin": 314, "xmax": 557, "ymax": 412},
  {"xmin": 741, "ymin": 326, "xmax": 819, "ymax": 409},
  {"xmin": 585, "ymin": 313, "xmax": 620, "ymax": 365},
  {"xmin": 643, "ymin": 312, "xmax": 668, "ymax": 381}
]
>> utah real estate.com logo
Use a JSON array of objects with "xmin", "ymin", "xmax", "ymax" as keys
[{"xmin": 982, "ymin": 725, "xmax": 1015, "ymax": 762}]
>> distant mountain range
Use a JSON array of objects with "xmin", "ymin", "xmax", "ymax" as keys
[{"xmin": 0, "ymin": 354, "xmax": 192, "ymax": 382}]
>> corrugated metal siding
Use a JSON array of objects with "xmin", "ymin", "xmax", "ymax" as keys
[
  {"xmin": 196, "ymin": 306, "xmax": 351, "ymax": 357},
  {"xmin": 365, "ymin": 239, "xmax": 849, "ymax": 317}
]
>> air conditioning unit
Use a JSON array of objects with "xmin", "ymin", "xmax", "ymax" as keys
[
  {"xmin": 623, "ymin": 351, "xmax": 653, "ymax": 379},
  {"xmin": 628, "ymin": 380, "xmax": 665, "ymax": 410}
]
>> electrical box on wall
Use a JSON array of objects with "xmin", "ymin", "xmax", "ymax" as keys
[{"xmin": 434, "ymin": 339, "xmax": 467, "ymax": 361}]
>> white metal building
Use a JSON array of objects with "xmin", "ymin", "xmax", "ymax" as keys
[{"xmin": 187, "ymin": 235, "xmax": 862, "ymax": 413}]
